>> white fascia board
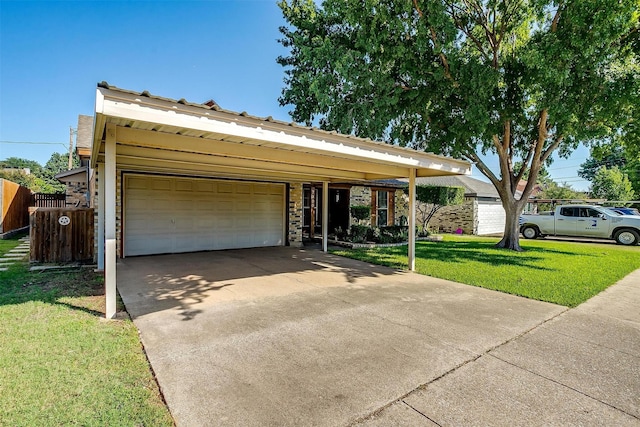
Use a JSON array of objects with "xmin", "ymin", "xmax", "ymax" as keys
[
  {"xmin": 96, "ymin": 88, "xmax": 471, "ymax": 176},
  {"xmin": 91, "ymin": 89, "xmax": 106, "ymax": 168}
]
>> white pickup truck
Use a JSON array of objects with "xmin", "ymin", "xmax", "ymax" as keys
[{"xmin": 519, "ymin": 205, "xmax": 640, "ymax": 245}]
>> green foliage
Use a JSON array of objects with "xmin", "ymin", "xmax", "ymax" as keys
[
  {"xmin": 0, "ymin": 170, "xmax": 55, "ymax": 193},
  {"xmin": 350, "ymin": 205, "xmax": 371, "ymax": 222},
  {"xmin": 414, "ymin": 185, "xmax": 465, "ymax": 206},
  {"xmin": 591, "ymin": 166, "xmax": 635, "ymax": 201},
  {"xmin": 0, "ymin": 157, "xmax": 44, "ymax": 175},
  {"xmin": 278, "ymin": 0, "xmax": 640, "ymax": 249},
  {"xmin": 514, "ymin": 160, "xmax": 554, "ymax": 187},
  {"xmin": 0, "ymin": 152, "xmax": 78, "ymax": 193},
  {"xmin": 403, "ymin": 185, "xmax": 465, "ymax": 231},
  {"xmin": 332, "ymin": 235, "xmax": 640, "ymax": 307},
  {"xmin": 536, "ymin": 181, "xmax": 586, "ymax": 211},
  {"xmin": 335, "ymin": 224, "xmax": 410, "ymax": 244},
  {"xmin": 579, "ymin": 142, "xmax": 640, "ymax": 196}
]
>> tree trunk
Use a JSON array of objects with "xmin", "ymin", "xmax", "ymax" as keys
[{"xmin": 495, "ymin": 199, "xmax": 525, "ymax": 251}]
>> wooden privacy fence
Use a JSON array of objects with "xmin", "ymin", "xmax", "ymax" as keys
[
  {"xmin": 30, "ymin": 208, "xmax": 94, "ymax": 263},
  {"xmin": 1, "ymin": 179, "xmax": 31, "ymax": 234},
  {"xmin": 31, "ymin": 193, "xmax": 66, "ymax": 208}
]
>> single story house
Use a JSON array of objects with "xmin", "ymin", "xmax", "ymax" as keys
[{"xmin": 90, "ymin": 83, "xmax": 471, "ymax": 318}]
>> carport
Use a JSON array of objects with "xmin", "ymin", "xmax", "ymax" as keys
[{"xmin": 91, "ymin": 83, "xmax": 471, "ymax": 318}]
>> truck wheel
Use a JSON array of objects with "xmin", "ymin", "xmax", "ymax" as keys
[
  {"xmin": 614, "ymin": 229, "xmax": 639, "ymax": 246},
  {"xmin": 521, "ymin": 226, "xmax": 539, "ymax": 239}
]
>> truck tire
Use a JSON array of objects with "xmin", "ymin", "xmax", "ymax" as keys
[
  {"xmin": 521, "ymin": 226, "xmax": 539, "ymax": 239},
  {"xmin": 614, "ymin": 229, "xmax": 639, "ymax": 246}
]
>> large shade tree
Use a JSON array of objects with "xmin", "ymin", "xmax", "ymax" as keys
[{"xmin": 277, "ymin": 0, "xmax": 640, "ymax": 250}]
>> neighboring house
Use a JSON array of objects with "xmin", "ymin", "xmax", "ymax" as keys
[
  {"xmin": 515, "ymin": 179, "xmax": 543, "ymax": 201},
  {"xmin": 89, "ymin": 83, "xmax": 471, "ymax": 317},
  {"xmin": 55, "ymin": 115, "xmax": 94, "ymax": 207},
  {"xmin": 406, "ymin": 175, "xmax": 506, "ymax": 235},
  {"xmin": 54, "ymin": 167, "xmax": 89, "ymax": 207}
]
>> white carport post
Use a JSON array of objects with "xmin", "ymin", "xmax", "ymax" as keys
[
  {"xmin": 408, "ymin": 168, "xmax": 416, "ymax": 271},
  {"xmin": 105, "ymin": 123, "xmax": 117, "ymax": 319},
  {"xmin": 322, "ymin": 181, "xmax": 329, "ymax": 252},
  {"xmin": 97, "ymin": 162, "xmax": 105, "ymax": 271}
]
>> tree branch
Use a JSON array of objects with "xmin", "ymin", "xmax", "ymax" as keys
[
  {"xmin": 551, "ymin": 7, "xmax": 562, "ymax": 32},
  {"xmin": 468, "ymin": 151, "xmax": 501, "ymax": 190},
  {"xmin": 514, "ymin": 143, "xmax": 536, "ymax": 184},
  {"xmin": 415, "ymin": 0, "xmax": 457, "ymax": 85},
  {"xmin": 541, "ymin": 134, "xmax": 564, "ymax": 162},
  {"xmin": 445, "ymin": 2, "xmax": 491, "ymax": 61}
]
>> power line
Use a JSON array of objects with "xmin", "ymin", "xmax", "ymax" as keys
[{"xmin": 0, "ymin": 140, "xmax": 67, "ymax": 147}]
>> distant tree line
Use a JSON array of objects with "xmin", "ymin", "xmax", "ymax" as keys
[{"xmin": 0, "ymin": 153, "xmax": 79, "ymax": 193}]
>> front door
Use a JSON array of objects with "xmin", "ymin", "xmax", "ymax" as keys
[{"xmin": 329, "ymin": 189, "xmax": 350, "ymax": 234}]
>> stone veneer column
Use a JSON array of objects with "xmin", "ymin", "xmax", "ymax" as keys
[{"xmin": 288, "ymin": 183, "xmax": 303, "ymax": 247}]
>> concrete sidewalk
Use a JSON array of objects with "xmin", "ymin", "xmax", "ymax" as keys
[
  {"xmin": 117, "ymin": 249, "xmax": 639, "ymax": 426},
  {"xmin": 360, "ymin": 268, "xmax": 640, "ymax": 426}
]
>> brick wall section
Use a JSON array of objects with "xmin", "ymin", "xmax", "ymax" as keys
[
  {"xmin": 380, "ymin": 191, "xmax": 478, "ymax": 234},
  {"xmin": 349, "ymin": 186, "xmax": 372, "ymax": 226},
  {"xmin": 92, "ymin": 168, "xmax": 123, "ymax": 260},
  {"xmin": 424, "ymin": 197, "xmax": 477, "ymax": 234},
  {"xmin": 288, "ymin": 183, "xmax": 303, "ymax": 246},
  {"xmin": 116, "ymin": 171, "xmax": 122, "ymax": 255},
  {"xmin": 92, "ymin": 168, "xmax": 98, "ymax": 262},
  {"xmin": 394, "ymin": 189, "xmax": 408, "ymax": 225},
  {"xmin": 65, "ymin": 181, "xmax": 89, "ymax": 207}
]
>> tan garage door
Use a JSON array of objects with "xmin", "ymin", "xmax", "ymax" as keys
[{"xmin": 124, "ymin": 175, "xmax": 285, "ymax": 256}]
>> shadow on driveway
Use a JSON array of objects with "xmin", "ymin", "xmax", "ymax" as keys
[{"xmin": 117, "ymin": 247, "xmax": 566, "ymax": 426}]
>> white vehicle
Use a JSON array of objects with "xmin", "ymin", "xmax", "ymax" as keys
[{"xmin": 519, "ymin": 205, "xmax": 640, "ymax": 246}]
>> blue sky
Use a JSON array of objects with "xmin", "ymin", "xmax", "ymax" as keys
[{"xmin": 0, "ymin": 0, "xmax": 591, "ymax": 190}]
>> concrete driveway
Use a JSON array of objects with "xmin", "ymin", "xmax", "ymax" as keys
[{"xmin": 116, "ymin": 247, "xmax": 632, "ymax": 426}]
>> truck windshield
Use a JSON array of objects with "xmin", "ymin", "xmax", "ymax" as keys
[{"xmin": 601, "ymin": 207, "xmax": 623, "ymax": 216}]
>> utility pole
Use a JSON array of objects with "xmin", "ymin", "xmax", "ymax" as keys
[{"xmin": 68, "ymin": 126, "xmax": 74, "ymax": 170}]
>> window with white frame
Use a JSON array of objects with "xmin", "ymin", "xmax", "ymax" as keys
[{"xmin": 376, "ymin": 190, "xmax": 389, "ymax": 226}]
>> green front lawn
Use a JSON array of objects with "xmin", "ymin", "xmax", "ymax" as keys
[
  {"xmin": 0, "ymin": 247, "xmax": 173, "ymax": 426},
  {"xmin": 0, "ymin": 234, "xmax": 23, "ymax": 257},
  {"xmin": 332, "ymin": 235, "xmax": 640, "ymax": 307}
]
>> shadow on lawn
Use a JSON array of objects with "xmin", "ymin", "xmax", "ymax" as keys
[
  {"xmin": 352, "ymin": 239, "xmax": 596, "ymax": 271},
  {"xmin": 0, "ymin": 264, "xmax": 108, "ymax": 317}
]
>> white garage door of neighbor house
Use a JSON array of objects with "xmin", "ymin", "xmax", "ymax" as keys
[
  {"xmin": 477, "ymin": 202, "xmax": 506, "ymax": 235},
  {"xmin": 124, "ymin": 175, "xmax": 285, "ymax": 256}
]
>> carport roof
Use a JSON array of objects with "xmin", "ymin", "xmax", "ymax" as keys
[{"xmin": 91, "ymin": 83, "xmax": 471, "ymax": 182}]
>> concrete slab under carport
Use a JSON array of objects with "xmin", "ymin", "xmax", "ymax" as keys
[{"xmin": 116, "ymin": 247, "xmax": 566, "ymax": 426}]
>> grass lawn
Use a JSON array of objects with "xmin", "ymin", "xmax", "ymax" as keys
[
  {"xmin": 332, "ymin": 235, "xmax": 640, "ymax": 307},
  {"xmin": 0, "ymin": 235, "xmax": 173, "ymax": 426}
]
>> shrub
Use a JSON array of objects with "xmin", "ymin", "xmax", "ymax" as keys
[
  {"xmin": 349, "ymin": 224, "xmax": 370, "ymax": 243},
  {"xmin": 350, "ymin": 205, "xmax": 371, "ymax": 224}
]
